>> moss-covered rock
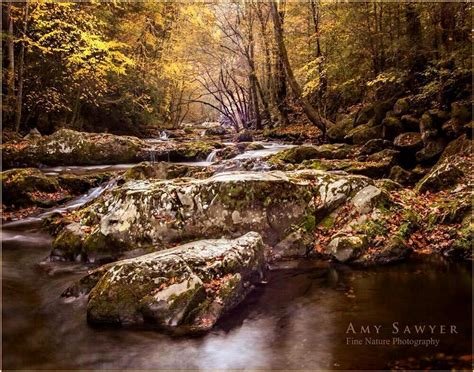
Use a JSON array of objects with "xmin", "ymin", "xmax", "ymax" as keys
[
  {"xmin": 415, "ymin": 159, "xmax": 464, "ymax": 193},
  {"xmin": 65, "ymin": 232, "xmax": 265, "ymax": 332},
  {"xmin": 389, "ymin": 165, "xmax": 418, "ymax": 186},
  {"xmin": 345, "ymin": 124, "xmax": 383, "ymax": 145},
  {"xmin": 327, "ymin": 234, "xmax": 367, "ymax": 263},
  {"xmin": 394, "ymin": 132, "xmax": 423, "ymax": 152},
  {"xmin": 327, "ymin": 118, "xmax": 354, "ymax": 142},
  {"xmin": 441, "ymin": 118, "xmax": 464, "ymax": 138},
  {"xmin": 400, "ymin": 114, "xmax": 420, "ymax": 132},
  {"xmin": 234, "ymin": 130, "xmax": 253, "ymax": 143},
  {"xmin": 49, "ymin": 170, "xmax": 372, "ymax": 261},
  {"xmin": 273, "ymin": 144, "xmax": 354, "ymax": 164},
  {"xmin": 415, "ymin": 137, "xmax": 447, "ymax": 163},
  {"xmin": 420, "ymin": 112, "xmax": 439, "ymax": 144},
  {"xmin": 2, "ymin": 129, "xmax": 146, "ymax": 168},
  {"xmin": 360, "ymin": 139, "xmax": 393, "ymax": 155},
  {"xmin": 355, "ymin": 105, "xmax": 375, "ymax": 126},
  {"xmin": 166, "ymin": 141, "xmax": 216, "ymax": 161},
  {"xmin": 382, "ymin": 116, "xmax": 404, "ymax": 140},
  {"xmin": 123, "ymin": 162, "xmax": 211, "ymax": 181},
  {"xmin": 451, "ymin": 100, "xmax": 472, "ymax": 122},
  {"xmin": 1, "ymin": 168, "xmax": 64, "ymax": 207},
  {"xmin": 393, "ymin": 98, "xmax": 410, "ymax": 116}
]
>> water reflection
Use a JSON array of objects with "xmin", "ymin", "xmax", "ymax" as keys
[{"xmin": 2, "ymin": 223, "xmax": 471, "ymax": 369}]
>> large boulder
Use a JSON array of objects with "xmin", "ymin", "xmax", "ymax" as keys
[
  {"xmin": 65, "ymin": 232, "xmax": 265, "ymax": 332},
  {"xmin": 415, "ymin": 134, "xmax": 472, "ymax": 193},
  {"xmin": 123, "ymin": 162, "xmax": 212, "ymax": 181},
  {"xmin": 415, "ymin": 137, "xmax": 447, "ymax": 163},
  {"xmin": 415, "ymin": 159, "xmax": 464, "ymax": 193},
  {"xmin": 382, "ymin": 117, "xmax": 404, "ymax": 140},
  {"xmin": 400, "ymin": 115, "xmax": 420, "ymax": 132},
  {"xmin": 273, "ymin": 144, "xmax": 354, "ymax": 163},
  {"xmin": 419, "ymin": 112, "xmax": 439, "ymax": 144},
  {"xmin": 2, "ymin": 129, "xmax": 146, "ymax": 168},
  {"xmin": 49, "ymin": 170, "xmax": 371, "ymax": 261},
  {"xmin": 234, "ymin": 130, "xmax": 253, "ymax": 143},
  {"xmin": 359, "ymin": 139, "xmax": 393, "ymax": 155},
  {"xmin": 394, "ymin": 132, "xmax": 423, "ymax": 153},
  {"xmin": 393, "ymin": 98, "xmax": 410, "ymax": 116},
  {"xmin": 1, "ymin": 168, "xmax": 64, "ymax": 207},
  {"xmin": 345, "ymin": 124, "xmax": 383, "ymax": 145},
  {"xmin": 327, "ymin": 118, "xmax": 354, "ymax": 142}
]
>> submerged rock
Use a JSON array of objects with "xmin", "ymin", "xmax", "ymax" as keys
[
  {"xmin": 65, "ymin": 232, "xmax": 265, "ymax": 332},
  {"xmin": 49, "ymin": 170, "xmax": 372, "ymax": 261}
]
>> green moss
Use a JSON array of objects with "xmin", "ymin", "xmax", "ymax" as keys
[
  {"xmin": 319, "ymin": 215, "xmax": 335, "ymax": 229},
  {"xmin": 302, "ymin": 215, "xmax": 316, "ymax": 231}
]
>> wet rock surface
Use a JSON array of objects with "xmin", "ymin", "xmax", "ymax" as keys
[
  {"xmin": 50, "ymin": 170, "xmax": 372, "ymax": 262},
  {"xmin": 64, "ymin": 232, "xmax": 265, "ymax": 333}
]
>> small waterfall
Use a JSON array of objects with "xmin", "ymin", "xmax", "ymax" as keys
[
  {"xmin": 148, "ymin": 149, "xmax": 157, "ymax": 163},
  {"xmin": 206, "ymin": 149, "xmax": 218, "ymax": 163},
  {"xmin": 160, "ymin": 131, "xmax": 169, "ymax": 140}
]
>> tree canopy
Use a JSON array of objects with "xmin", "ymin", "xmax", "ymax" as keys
[{"xmin": 2, "ymin": 1, "xmax": 472, "ymax": 136}]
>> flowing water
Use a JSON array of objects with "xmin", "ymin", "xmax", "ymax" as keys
[
  {"xmin": 2, "ymin": 137, "xmax": 472, "ymax": 369},
  {"xmin": 2, "ymin": 219, "xmax": 471, "ymax": 369}
]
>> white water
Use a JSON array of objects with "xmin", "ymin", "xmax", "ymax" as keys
[
  {"xmin": 233, "ymin": 143, "xmax": 294, "ymax": 160},
  {"xmin": 206, "ymin": 149, "xmax": 219, "ymax": 162},
  {"xmin": 3, "ymin": 179, "xmax": 116, "ymax": 228},
  {"xmin": 40, "ymin": 164, "xmax": 136, "ymax": 176}
]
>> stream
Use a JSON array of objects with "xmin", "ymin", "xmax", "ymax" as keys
[{"xmin": 2, "ymin": 138, "xmax": 472, "ymax": 369}]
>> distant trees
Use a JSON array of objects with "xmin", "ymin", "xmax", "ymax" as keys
[{"xmin": 1, "ymin": 1, "xmax": 471, "ymax": 135}]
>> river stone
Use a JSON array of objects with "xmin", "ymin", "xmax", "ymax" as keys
[
  {"xmin": 327, "ymin": 118, "xmax": 353, "ymax": 142},
  {"xmin": 393, "ymin": 98, "xmax": 410, "ymax": 116},
  {"xmin": 382, "ymin": 117, "xmax": 404, "ymax": 140},
  {"xmin": 274, "ymin": 144, "xmax": 354, "ymax": 163},
  {"xmin": 123, "ymin": 162, "xmax": 211, "ymax": 181},
  {"xmin": 359, "ymin": 139, "xmax": 393, "ymax": 155},
  {"xmin": 234, "ymin": 130, "xmax": 253, "ymax": 143},
  {"xmin": 345, "ymin": 124, "xmax": 383, "ymax": 145},
  {"xmin": 415, "ymin": 159, "xmax": 464, "ymax": 193},
  {"xmin": 2, "ymin": 129, "xmax": 146, "ymax": 168},
  {"xmin": 351, "ymin": 185, "xmax": 387, "ymax": 214},
  {"xmin": 400, "ymin": 115, "xmax": 420, "ymax": 132},
  {"xmin": 393, "ymin": 132, "xmax": 423, "ymax": 152},
  {"xmin": 69, "ymin": 232, "xmax": 265, "ymax": 332},
  {"xmin": 415, "ymin": 138, "xmax": 447, "ymax": 163},
  {"xmin": 389, "ymin": 166, "xmax": 418, "ymax": 186},
  {"xmin": 50, "ymin": 170, "xmax": 372, "ymax": 261},
  {"xmin": 1, "ymin": 168, "xmax": 62, "ymax": 207},
  {"xmin": 327, "ymin": 234, "xmax": 367, "ymax": 263}
]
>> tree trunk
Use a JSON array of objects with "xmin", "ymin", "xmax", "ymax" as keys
[
  {"xmin": 270, "ymin": 1, "xmax": 327, "ymax": 134},
  {"xmin": 15, "ymin": 3, "xmax": 29, "ymax": 133},
  {"xmin": 272, "ymin": 5, "xmax": 289, "ymax": 126},
  {"xmin": 6, "ymin": 2, "xmax": 15, "ymax": 125}
]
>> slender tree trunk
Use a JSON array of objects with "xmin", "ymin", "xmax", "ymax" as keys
[
  {"xmin": 272, "ymin": 4, "xmax": 289, "ymax": 126},
  {"xmin": 15, "ymin": 3, "xmax": 29, "ymax": 133},
  {"xmin": 6, "ymin": 2, "xmax": 16, "ymax": 125},
  {"xmin": 270, "ymin": 1, "xmax": 327, "ymax": 134}
]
